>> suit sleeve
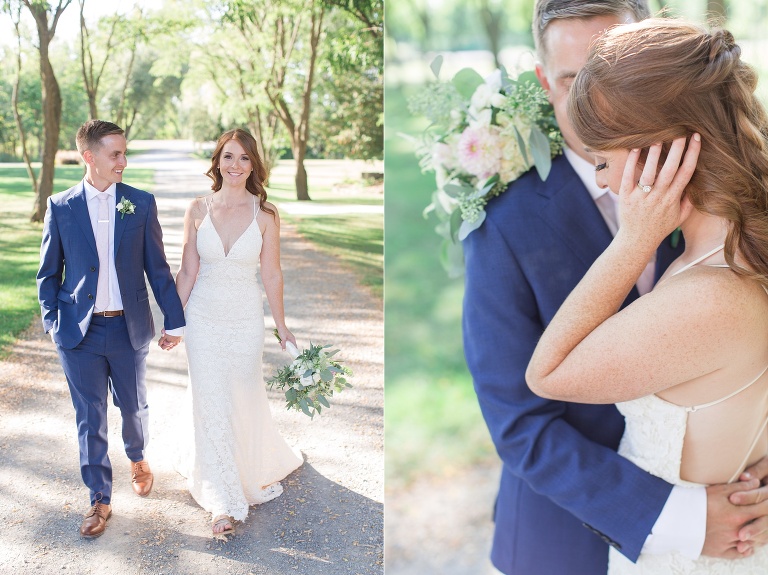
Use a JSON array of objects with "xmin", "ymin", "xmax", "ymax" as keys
[
  {"xmin": 143, "ymin": 195, "xmax": 185, "ymax": 331},
  {"xmin": 37, "ymin": 197, "xmax": 63, "ymax": 333},
  {"xmin": 462, "ymin": 214, "xmax": 672, "ymax": 562}
]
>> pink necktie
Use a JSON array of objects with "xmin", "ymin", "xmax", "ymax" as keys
[{"xmin": 95, "ymin": 194, "xmax": 110, "ymax": 311}]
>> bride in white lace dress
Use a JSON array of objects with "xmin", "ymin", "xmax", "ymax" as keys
[
  {"xmin": 175, "ymin": 129, "xmax": 302, "ymax": 536},
  {"xmin": 527, "ymin": 20, "xmax": 768, "ymax": 573}
]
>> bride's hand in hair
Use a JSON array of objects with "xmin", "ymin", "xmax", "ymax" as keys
[{"xmin": 615, "ymin": 134, "xmax": 700, "ymax": 255}]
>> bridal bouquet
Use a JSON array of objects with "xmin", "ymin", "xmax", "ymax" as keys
[
  {"xmin": 267, "ymin": 330, "xmax": 353, "ymax": 419},
  {"xmin": 409, "ymin": 56, "xmax": 563, "ymax": 276}
]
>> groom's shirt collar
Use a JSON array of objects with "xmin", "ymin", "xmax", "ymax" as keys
[{"xmin": 83, "ymin": 179, "xmax": 116, "ymax": 201}]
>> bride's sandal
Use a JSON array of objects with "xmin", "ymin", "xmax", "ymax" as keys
[{"xmin": 212, "ymin": 515, "xmax": 235, "ymax": 538}]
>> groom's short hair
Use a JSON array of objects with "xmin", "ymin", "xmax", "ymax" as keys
[
  {"xmin": 533, "ymin": 0, "xmax": 651, "ymax": 65},
  {"xmin": 76, "ymin": 120, "xmax": 125, "ymax": 155}
]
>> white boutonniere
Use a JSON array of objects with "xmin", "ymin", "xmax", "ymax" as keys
[{"xmin": 116, "ymin": 197, "xmax": 136, "ymax": 219}]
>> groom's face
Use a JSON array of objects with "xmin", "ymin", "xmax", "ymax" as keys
[
  {"xmin": 535, "ymin": 13, "xmax": 632, "ymax": 164},
  {"xmin": 84, "ymin": 134, "xmax": 127, "ymax": 191}
]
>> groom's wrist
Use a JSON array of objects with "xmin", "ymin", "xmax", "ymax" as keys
[
  {"xmin": 165, "ymin": 327, "xmax": 184, "ymax": 337},
  {"xmin": 641, "ymin": 485, "xmax": 706, "ymax": 559}
]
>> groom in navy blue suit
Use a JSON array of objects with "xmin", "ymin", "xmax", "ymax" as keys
[
  {"xmin": 37, "ymin": 120, "xmax": 185, "ymax": 538},
  {"xmin": 463, "ymin": 2, "xmax": 768, "ymax": 574}
]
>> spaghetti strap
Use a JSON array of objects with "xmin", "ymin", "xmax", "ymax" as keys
[
  {"xmin": 204, "ymin": 196, "xmax": 211, "ymax": 214},
  {"xmin": 686, "ymin": 363, "xmax": 768, "ymax": 413},
  {"xmin": 727, "ymin": 414, "xmax": 768, "ymax": 483},
  {"xmin": 671, "ymin": 244, "xmax": 725, "ymax": 277}
]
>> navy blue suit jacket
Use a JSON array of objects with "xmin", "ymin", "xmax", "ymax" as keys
[
  {"xmin": 37, "ymin": 181, "xmax": 185, "ymax": 350},
  {"xmin": 463, "ymin": 155, "xmax": 684, "ymax": 575}
]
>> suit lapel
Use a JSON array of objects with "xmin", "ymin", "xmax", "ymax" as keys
[
  {"xmin": 536, "ymin": 158, "xmax": 643, "ymax": 305},
  {"xmin": 67, "ymin": 183, "xmax": 97, "ymax": 256},
  {"xmin": 537, "ymin": 159, "xmax": 614, "ymax": 269},
  {"xmin": 113, "ymin": 183, "xmax": 130, "ymax": 257}
]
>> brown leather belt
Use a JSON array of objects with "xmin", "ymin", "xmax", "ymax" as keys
[{"xmin": 92, "ymin": 310, "xmax": 124, "ymax": 317}]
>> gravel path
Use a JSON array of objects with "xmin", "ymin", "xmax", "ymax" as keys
[{"xmin": 0, "ymin": 141, "xmax": 383, "ymax": 575}]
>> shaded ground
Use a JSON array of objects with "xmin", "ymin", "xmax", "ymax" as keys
[{"xmin": 0, "ymin": 141, "xmax": 383, "ymax": 575}]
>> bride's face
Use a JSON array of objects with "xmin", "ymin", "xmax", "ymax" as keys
[
  {"xmin": 219, "ymin": 140, "xmax": 252, "ymax": 186},
  {"xmin": 591, "ymin": 148, "xmax": 641, "ymax": 195}
]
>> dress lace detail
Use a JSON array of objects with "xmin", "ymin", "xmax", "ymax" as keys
[
  {"xmin": 609, "ymin": 396, "xmax": 768, "ymax": 573},
  {"xmin": 176, "ymin": 200, "xmax": 302, "ymax": 521}
]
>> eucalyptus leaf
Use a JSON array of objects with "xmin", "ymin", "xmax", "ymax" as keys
[
  {"xmin": 320, "ymin": 369, "xmax": 333, "ymax": 382},
  {"xmin": 458, "ymin": 210, "xmax": 487, "ymax": 241},
  {"xmin": 513, "ymin": 126, "xmax": 530, "ymax": 167},
  {"xmin": 448, "ymin": 208, "xmax": 463, "ymax": 242},
  {"xmin": 516, "ymin": 70, "xmax": 541, "ymax": 87},
  {"xmin": 452, "ymin": 68, "xmax": 484, "ymax": 100},
  {"xmin": 529, "ymin": 127, "xmax": 552, "ymax": 180},
  {"xmin": 443, "ymin": 183, "xmax": 472, "ymax": 198},
  {"xmin": 440, "ymin": 238, "xmax": 465, "ymax": 278},
  {"xmin": 318, "ymin": 394, "xmax": 330, "ymax": 408},
  {"xmin": 430, "ymin": 55, "xmax": 443, "ymax": 78},
  {"xmin": 286, "ymin": 388, "xmax": 297, "ymax": 402}
]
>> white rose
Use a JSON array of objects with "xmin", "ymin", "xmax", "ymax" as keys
[
  {"xmin": 470, "ymin": 83, "xmax": 494, "ymax": 110},
  {"xmin": 468, "ymin": 108, "xmax": 492, "ymax": 128},
  {"xmin": 484, "ymin": 68, "xmax": 502, "ymax": 93},
  {"xmin": 490, "ymin": 93, "xmax": 507, "ymax": 109}
]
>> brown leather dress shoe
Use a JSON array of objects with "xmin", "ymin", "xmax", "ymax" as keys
[
  {"xmin": 131, "ymin": 460, "xmax": 154, "ymax": 496},
  {"xmin": 80, "ymin": 501, "xmax": 111, "ymax": 538}
]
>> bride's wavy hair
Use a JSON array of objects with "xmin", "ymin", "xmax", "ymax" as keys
[
  {"xmin": 205, "ymin": 128, "xmax": 275, "ymax": 217},
  {"xmin": 569, "ymin": 18, "xmax": 768, "ymax": 286}
]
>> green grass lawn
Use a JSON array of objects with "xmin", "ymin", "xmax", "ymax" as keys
[
  {"xmin": 385, "ymin": 84, "xmax": 495, "ymax": 486},
  {"xmin": 267, "ymin": 177, "xmax": 383, "ymax": 300},
  {"xmin": 0, "ymin": 166, "xmax": 154, "ymax": 358}
]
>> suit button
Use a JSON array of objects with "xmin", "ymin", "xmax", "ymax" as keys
[
  {"xmin": 88, "ymin": 294, "xmax": 94, "ymax": 300},
  {"xmin": 90, "ymin": 266, "xmax": 96, "ymax": 272}
]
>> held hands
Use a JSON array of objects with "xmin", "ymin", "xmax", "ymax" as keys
[
  {"xmin": 703, "ymin": 455, "xmax": 768, "ymax": 559},
  {"xmin": 615, "ymin": 135, "xmax": 701, "ymax": 256},
  {"xmin": 158, "ymin": 328, "xmax": 182, "ymax": 351}
]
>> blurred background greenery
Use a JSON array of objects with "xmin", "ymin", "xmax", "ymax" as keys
[{"xmin": 385, "ymin": 2, "xmax": 768, "ymax": 571}]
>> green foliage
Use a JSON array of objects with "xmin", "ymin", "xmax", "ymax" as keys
[{"xmin": 312, "ymin": 5, "xmax": 383, "ymax": 159}]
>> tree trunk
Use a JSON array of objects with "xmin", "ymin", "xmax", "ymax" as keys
[
  {"xmin": 293, "ymin": 144, "xmax": 309, "ymax": 201},
  {"xmin": 34, "ymin": 43, "xmax": 63, "ymax": 222},
  {"xmin": 23, "ymin": 0, "xmax": 71, "ymax": 222}
]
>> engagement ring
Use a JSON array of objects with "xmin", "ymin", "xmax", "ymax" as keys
[{"xmin": 637, "ymin": 182, "xmax": 653, "ymax": 193}]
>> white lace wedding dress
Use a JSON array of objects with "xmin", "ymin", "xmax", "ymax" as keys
[
  {"xmin": 177, "ymin": 196, "xmax": 303, "ymax": 521},
  {"xmin": 609, "ymin": 247, "xmax": 768, "ymax": 574}
]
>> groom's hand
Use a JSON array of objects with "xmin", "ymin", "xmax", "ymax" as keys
[
  {"xmin": 158, "ymin": 330, "xmax": 182, "ymax": 351},
  {"xmin": 727, "ymin": 455, "xmax": 768, "ymax": 553},
  {"xmin": 703, "ymin": 478, "xmax": 762, "ymax": 559}
]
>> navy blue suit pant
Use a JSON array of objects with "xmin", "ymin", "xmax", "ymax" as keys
[{"xmin": 56, "ymin": 314, "xmax": 149, "ymax": 505}]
